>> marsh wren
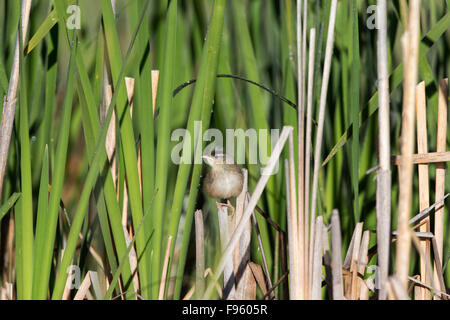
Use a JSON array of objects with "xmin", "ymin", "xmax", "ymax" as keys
[{"xmin": 202, "ymin": 152, "xmax": 244, "ymax": 201}]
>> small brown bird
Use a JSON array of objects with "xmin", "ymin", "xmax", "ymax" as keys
[{"xmin": 202, "ymin": 152, "xmax": 244, "ymax": 200}]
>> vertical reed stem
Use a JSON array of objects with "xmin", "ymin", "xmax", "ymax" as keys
[
  {"xmin": 376, "ymin": 0, "xmax": 392, "ymax": 300},
  {"xmin": 310, "ymin": 0, "xmax": 337, "ymax": 235},
  {"xmin": 304, "ymin": 28, "xmax": 316, "ymax": 298},
  {"xmin": 433, "ymin": 78, "xmax": 448, "ymax": 298},
  {"xmin": 0, "ymin": 0, "xmax": 32, "ymax": 197},
  {"xmin": 289, "ymin": 131, "xmax": 301, "ymax": 299},
  {"xmin": 396, "ymin": 0, "xmax": 421, "ymax": 289},
  {"xmin": 309, "ymin": 0, "xmax": 337, "ymax": 299},
  {"xmin": 311, "ymin": 216, "xmax": 323, "ymax": 300},
  {"xmin": 415, "ymin": 81, "xmax": 430, "ymax": 299},
  {"xmin": 296, "ymin": 0, "xmax": 305, "ymax": 299},
  {"xmin": 331, "ymin": 209, "xmax": 344, "ymax": 300},
  {"xmin": 195, "ymin": 210, "xmax": 205, "ymax": 299}
]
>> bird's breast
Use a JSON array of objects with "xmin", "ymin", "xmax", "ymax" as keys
[{"xmin": 204, "ymin": 168, "xmax": 243, "ymax": 199}]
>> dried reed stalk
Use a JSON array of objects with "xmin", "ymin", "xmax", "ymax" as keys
[
  {"xmin": 74, "ymin": 272, "xmax": 93, "ymax": 300},
  {"xmin": 248, "ymin": 262, "xmax": 267, "ymax": 298},
  {"xmin": 102, "ymin": 84, "xmax": 116, "ymax": 184},
  {"xmin": 304, "ymin": 28, "xmax": 316, "ymax": 298},
  {"xmin": 289, "ymin": 126, "xmax": 301, "ymax": 299},
  {"xmin": 322, "ymin": 224, "xmax": 332, "ymax": 299},
  {"xmin": 62, "ymin": 251, "xmax": 73, "ymax": 300},
  {"xmin": 343, "ymin": 224, "xmax": 359, "ymax": 270},
  {"xmin": 1, "ymin": 282, "xmax": 13, "ymax": 300},
  {"xmin": 349, "ymin": 223, "xmax": 363, "ymax": 300},
  {"xmin": 247, "ymin": 194, "xmax": 274, "ymax": 298},
  {"xmin": 311, "ymin": 216, "xmax": 323, "ymax": 300},
  {"xmin": 235, "ymin": 169, "xmax": 251, "ymax": 299},
  {"xmin": 310, "ymin": 0, "xmax": 338, "ymax": 222},
  {"xmin": 389, "ymin": 276, "xmax": 410, "ymax": 300},
  {"xmin": 151, "ymin": 70, "xmax": 160, "ymax": 115},
  {"xmin": 357, "ymin": 231, "xmax": 370, "ymax": 300},
  {"xmin": 409, "ymin": 231, "xmax": 441, "ymax": 298},
  {"xmin": 194, "ymin": 210, "xmax": 205, "ymax": 299},
  {"xmin": 158, "ymin": 235, "xmax": 173, "ymax": 300},
  {"xmin": 296, "ymin": 0, "xmax": 306, "ymax": 299},
  {"xmin": 238, "ymin": 264, "xmax": 257, "ymax": 300},
  {"xmin": 331, "ymin": 210, "xmax": 344, "ymax": 300},
  {"xmin": 309, "ymin": 1, "xmax": 337, "ymax": 298},
  {"xmin": 0, "ymin": 0, "xmax": 32, "ymax": 197},
  {"xmin": 121, "ymin": 77, "xmax": 136, "ymax": 227},
  {"xmin": 376, "ymin": 0, "xmax": 392, "ymax": 301},
  {"xmin": 182, "ymin": 285, "xmax": 195, "ymax": 300},
  {"xmin": 202, "ymin": 126, "xmax": 293, "ymax": 299},
  {"xmin": 396, "ymin": 0, "xmax": 421, "ymax": 289},
  {"xmin": 415, "ymin": 81, "xmax": 430, "ymax": 299},
  {"xmin": 273, "ymin": 230, "xmax": 280, "ymax": 298},
  {"xmin": 408, "ymin": 193, "xmax": 449, "ymax": 226},
  {"xmin": 217, "ymin": 203, "xmax": 235, "ymax": 299},
  {"xmin": 409, "ymin": 276, "xmax": 450, "ymax": 300},
  {"xmin": 301, "ymin": 0, "xmax": 307, "ymax": 108},
  {"xmin": 431, "ymin": 237, "xmax": 447, "ymax": 296},
  {"xmin": 433, "ymin": 78, "xmax": 448, "ymax": 298},
  {"xmin": 73, "ymin": 271, "xmax": 102, "ymax": 300},
  {"xmin": 284, "ymin": 159, "xmax": 297, "ymax": 299},
  {"xmin": 393, "ymin": 151, "xmax": 450, "ymax": 165}
]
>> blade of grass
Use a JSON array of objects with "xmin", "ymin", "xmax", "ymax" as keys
[
  {"xmin": 151, "ymin": 0, "xmax": 178, "ymax": 299},
  {"xmin": 231, "ymin": 0, "xmax": 274, "ymax": 271},
  {"xmin": 73, "ymin": 34, "xmax": 134, "ymax": 297},
  {"xmin": 132, "ymin": 0, "xmax": 155, "ymax": 242},
  {"xmin": 168, "ymin": 0, "xmax": 226, "ymax": 300},
  {"xmin": 350, "ymin": 0, "xmax": 360, "ymax": 223},
  {"xmin": 104, "ymin": 190, "xmax": 157, "ymax": 301},
  {"xmin": 31, "ymin": 25, "xmax": 57, "ymax": 185},
  {"xmin": 16, "ymin": 15, "xmax": 33, "ymax": 298},
  {"xmin": 24, "ymin": 9, "xmax": 57, "ymax": 55},
  {"xmin": 32, "ymin": 23, "xmax": 76, "ymax": 300},
  {"xmin": 0, "ymin": 51, "xmax": 8, "ymax": 94},
  {"xmin": 322, "ymin": 11, "xmax": 450, "ymax": 167},
  {"xmin": 101, "ymin": 0, "xmax": 151, "ymax": 298},
  {"xmin": 0, "ymin": 192, "xmax": 20, "ymax": 222},
  {"xmin": 51, "ymin": 1, "xmax": 151, "ymax": 299},
  {"xmin": 77, "ymin": 88, "xmax": 123, "ymax": 296}
]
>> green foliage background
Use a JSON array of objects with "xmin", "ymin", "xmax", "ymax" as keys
[{"xmin": 0, "ymin": 0, "xmax": 448, "ymax": 299}]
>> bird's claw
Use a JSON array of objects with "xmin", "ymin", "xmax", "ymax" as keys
[{"xmin": 216, "ymin": 200, "xmax": 235, "ymax": 217}]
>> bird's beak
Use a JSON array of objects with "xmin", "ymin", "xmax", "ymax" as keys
[{"xmin": 202, "ymin": 155, "xmax": 214, "ymax": 166}]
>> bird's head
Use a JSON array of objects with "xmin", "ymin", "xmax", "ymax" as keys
[{"xmin": 202, "ymin": 151, "xmax": 235, "ymax": 167}]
